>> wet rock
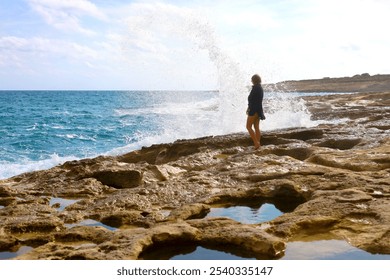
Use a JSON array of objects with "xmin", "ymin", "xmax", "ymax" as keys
[
  {"xmin": 4, "ymin": 216, "xmax": 64, "ymax": 234},
  {"xmin": 54, "ymin": 226, "xmax": 113, "ymax": 244},
  {"xmin": 316, "ymin": 138, "xmax": 362, "ymax": 150},
  {"xmin": 0, "ymin": 235, "xmax": 18, "ymax": 251},
  {"xmin": 188, "ymin": 218, "xmax": 285, "ymax": 258},
  {"xmin": 278, "ymin": 128, "xmax": 324, "ymax": 141},
  {"xmin": 0, "ymin": 185, "xmax": 17, "ymax": 206},
  {"xmin": 168, "ymin": 203, "xmax": 211, "ymax": 221},
  {"xmin": 335, "ymin": 189, "xmax": 373, "ymax": 203},
  {"xmin": 0, "ymin": 203, "xmax": 64, "ymax": 234},
  {"xmin": 55, "ymin": 178, "xmax": 113, "ymax": 198},
  {"xmin": 100, "ymin": 210, "xmax": 148, "ymax": 227},
  {"xmin": 91, "ymin": 170, "xmax": 143, "ymax": 189},
  {"xmin": 16, "ymin": 242, "xmax": 105, "ymax": 260},
  {"xmin": 51, "ymin": 203, "xmax": 61, "ymax": 209},
  {"xmin": 0, "ymin": 185, "xmax": 14, "ymax": 197},
  {"xmin": 145, "ymin": 164, "xmax": 187, "ymax": 182}
]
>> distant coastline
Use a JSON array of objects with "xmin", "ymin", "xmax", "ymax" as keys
[{"xmin": 264, "ymin": 73, "xmax": 390, "ymax": 93}]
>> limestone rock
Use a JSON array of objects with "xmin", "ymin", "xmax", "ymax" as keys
[{"xmin": 1, "ymin": 91, "xmax": 389, "ymax": 260}]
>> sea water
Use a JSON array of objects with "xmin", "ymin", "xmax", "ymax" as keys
[
  {"xmin": 0, "ymin": 89, "xmax": 330, "ymax": 180},
  {"xmin": 0, "ymin": 90, "xmax": 214, "ymax": 179}
]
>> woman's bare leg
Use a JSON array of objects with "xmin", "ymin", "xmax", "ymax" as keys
[
  {"xmin": 254, "ymin": 116, "xmax": 261, "ymax": 146},
  {"xmin": 246, "ymin": 114, "xmax": 260, "ymax": 149}
]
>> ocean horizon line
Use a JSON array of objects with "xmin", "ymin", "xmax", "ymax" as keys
[{"xmin": 0, "ymin": 89, "xmax": 220, "ymax": 92}]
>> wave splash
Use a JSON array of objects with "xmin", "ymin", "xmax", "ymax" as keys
[
  {"xmin": 0, "ymin": 154, "xmax": 79, "ymax": 180},
  {"xmin": 124, "ymin": 3, "xmax": 317, "ymax": 136}
]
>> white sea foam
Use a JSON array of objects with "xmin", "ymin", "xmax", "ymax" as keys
[
  {"xmin": 115, "ymin": 97, "xmax": 219, "ymax": 117},
  {"xmin": 0, "ymin": 154, "xmax": 79, "ymax": 180},
  {"xmin": 57, "ymin": 133, "xmax": 96, "ymax": 141}
]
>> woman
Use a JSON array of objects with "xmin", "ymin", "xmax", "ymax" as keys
[{"xmin": 246, "ymin": 74, "xmax": 265, "ymax": 149}]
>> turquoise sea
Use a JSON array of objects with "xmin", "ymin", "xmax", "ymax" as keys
[{"xmin": 0, "ymin": 90, "xmax": 222, "ymax": 179}]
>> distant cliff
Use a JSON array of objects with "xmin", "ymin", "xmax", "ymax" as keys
[{"xmin": 264, "ymin": 73, "xmax": 390, "ymax": 92}]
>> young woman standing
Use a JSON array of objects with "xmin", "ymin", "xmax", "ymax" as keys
[{"xmin": 246, "ymin": 74, "xmax": 265, "ymax": 149}]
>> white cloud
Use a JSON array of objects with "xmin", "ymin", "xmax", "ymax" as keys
[
  {"xmin": 31, "ymin": 0, "xmax": 106, "ymax": 18},
  {"xmin": 27, "ymin": 0, "xmax": 107, "ymax": 35},
  {"xmin": 0, "ymin": 36, "xmax": 99, "ymax": 70}
]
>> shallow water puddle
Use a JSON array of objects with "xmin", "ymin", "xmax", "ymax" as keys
[
  {"xmin": 206, "ymin": 203, "xmax": 283, "ymax": 224},
  {"xmin": 140, "ymin": 244, "xmax": 258, "ymax": 260},
  {"xmin": 65, "ymin": 219, "xmax": 117, "ymax": 231},
  {"xmin": 50, "ymin": 197, "xmax": 79, "ymax": 211},
  {"xmin": 141, "ymin": 240, "xmax": 390, "ymax": 260},
  {"xmin": 171, "ymin": 246, "xmax": 256, "ymax": 260},
  {"xmin": 0, "ymin": 205, "xmax": 4, "ymax": 210},
  {"xmin": 0, "ymin": 246, "xmax": 33, "ymax": 260},
  {"xmin": 282, "ymin": 239, "xmax": 390, "ymax": 260}
]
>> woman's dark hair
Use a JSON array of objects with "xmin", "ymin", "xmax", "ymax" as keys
[{"xmin": 251, "ymin": 74, "xmax": 261, "ymax": 85}]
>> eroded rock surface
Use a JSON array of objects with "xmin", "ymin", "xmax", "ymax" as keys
[{"xmin": 0, "ymin": 92, "xmax": 389, "ymax": 259}]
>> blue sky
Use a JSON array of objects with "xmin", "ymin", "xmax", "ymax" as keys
[{"xmin": 1, "ymin": 0, "xmax": 390, "ymax": 90}]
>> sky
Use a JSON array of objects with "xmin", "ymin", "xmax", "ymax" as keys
[{"xmin": 1, "ymin": 0, "xmax": 390, "ymax": 90}]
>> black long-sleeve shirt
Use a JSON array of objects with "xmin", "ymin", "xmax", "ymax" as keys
[{"xmin": 247, "ymin": 84, "xmax": 265, "ymax": 120}]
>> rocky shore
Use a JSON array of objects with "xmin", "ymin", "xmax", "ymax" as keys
[
  {"xmin": 0, "ymin": 91, "xmax": 389, "ymax": 260},
  {"xmin": 265, "ymin": 73, "xmax": 390, "ymax": 93}
]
